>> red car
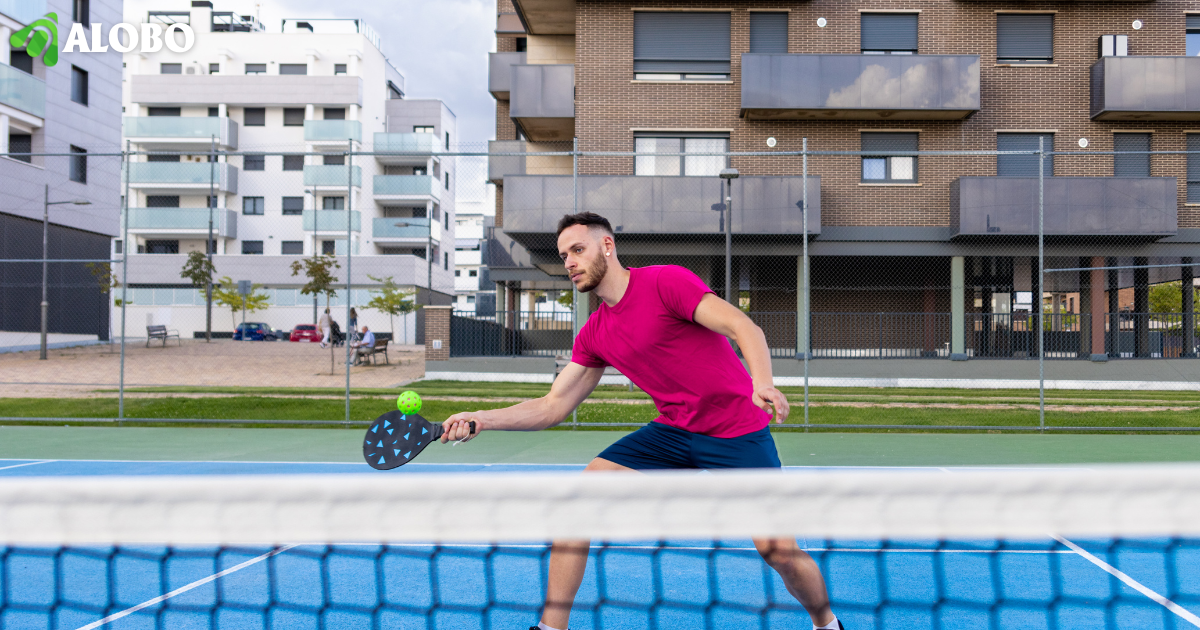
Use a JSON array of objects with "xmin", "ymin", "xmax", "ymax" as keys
[{"xmin": 290, "ymin": 324, "xmax": 323, "ymax": 343}]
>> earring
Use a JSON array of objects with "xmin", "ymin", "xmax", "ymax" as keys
[{"xmin": 605, "ymin": 252, "xmax": 610, "ymax": 256}]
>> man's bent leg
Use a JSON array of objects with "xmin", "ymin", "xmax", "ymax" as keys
[
  {"xmin": 754, "ymin": 537, "xmax": 834, "ymax": 627},
  {"xmin": 541, "ymin": 457, "xmax": 634, "ymax": 629}
]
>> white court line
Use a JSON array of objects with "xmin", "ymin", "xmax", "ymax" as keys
[
  {"xmin": 74, "ymin": 544, "xmax": 298, "ymax": 630},
  {"xmin": 0, "ymin": 460, "xmax": 54, "ymax": 471},
  {"xmin": 1053, "ymin": 535, "xmax": 1200, "ymax": 628},
  {"xmin": 302, "ymin": 542, "xmax": 1075, "ymax": 554}
]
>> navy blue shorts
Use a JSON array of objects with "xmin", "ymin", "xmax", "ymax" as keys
[{"xmin": 597, "ymin": 422, "xmax": 781, "ymax": 470}]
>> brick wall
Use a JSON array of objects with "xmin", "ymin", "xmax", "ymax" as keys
[{"xmin": 423, "ymin": 305, "xmax": 452, "ymax": 361}]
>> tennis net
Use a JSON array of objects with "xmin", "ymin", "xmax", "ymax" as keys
[{"xmin": 2, "ymin": 466, "xmax": 1200, "ymax": 629}]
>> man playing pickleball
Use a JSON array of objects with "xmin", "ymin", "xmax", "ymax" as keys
[{"xmin": 441, "ymin": 212, "xmax": 840, "ymax": 630}]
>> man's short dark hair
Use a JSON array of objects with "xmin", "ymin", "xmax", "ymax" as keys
[{"xmin": 556, "ymin": 212, "xmax": 614, "ymax": 238}]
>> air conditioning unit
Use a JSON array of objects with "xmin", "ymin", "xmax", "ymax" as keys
[{"xmin": 1099, "ymin": 34, "xmax": 1128, "ymax": 57}]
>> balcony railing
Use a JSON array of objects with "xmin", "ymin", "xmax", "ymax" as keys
[
  {"xmin": 373, "ymin": 174, "xmax": 441, "ymax": 200},
  {"xmin": 304, "ymin": 119, "xmax": 363, "ymax": 142},
  {"xmin": 125, "ymin": 208, "xmax": 237, "ymax": 239},
  {"xmin": 125, "ymin": 162, "xmax": 239, "ymax": 193},
  {"xmin": 302, "ymin": 209, "xmax": 361, "ymax": 232},
  {"xmin": 488, "ymin": 52, "xmax": 526, "ymax": 99},
  {"xmin": 0, "ymin": 63, "xmax": 45, "ymax": 118},
  {"xmin": 372, "ymin": 216, "xmax": 442, "ymax": 241},
  {"xmin": 510, "ymin": 64, "xmax": 574, "ymax": 141},
  {"xmin": 1090, "ymin": 56, "xmax": 1200, "ymax": 121},
  {"xmin": 124, "ymin": 116, "xmax": 238, "ymax": 148},
  {"xmin": 303, "ymin": 165, "xmax": 362, "ymax": 187}
]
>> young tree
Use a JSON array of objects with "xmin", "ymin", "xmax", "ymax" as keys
[
  {"xmin": 556, "ymin": 290, "xmax": 573, "ymax": 309},
  {"xmin": 180, "ymin": 251, "xmax": 218, "ymax": 341},
  {"xmin": 85, "ymin": 262, "xmax": 122, "ymax": 348},
  {"xmin": 290, "ymin": 255, "xmax": 341, "ymax": 373},
  {"xmin": 211, "ymin": 276, "xmax": 269, "ymax": 332},
  {"xmin": 365, "ymin": 274, "xmax": 416, "ymax": 342}
]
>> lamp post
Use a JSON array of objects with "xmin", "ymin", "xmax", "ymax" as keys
[
  {"xmin": 41, "ymin": 184, "xmax": 91, "ymax": 360},
  {"xmin": 718, "ymin": 168, "xmax": 739, "ymax": 305}
]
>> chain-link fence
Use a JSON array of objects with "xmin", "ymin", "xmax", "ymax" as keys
[{"xmin": 2, "ymin": 143, "xmax": 1197, "ymax": 431}]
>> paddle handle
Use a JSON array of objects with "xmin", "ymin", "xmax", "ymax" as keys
[{"xmin": 434, "ymin": 420, "xmax": 476, "ymax": 440}]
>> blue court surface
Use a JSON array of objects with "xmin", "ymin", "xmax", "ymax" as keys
[{"xmin": 2, "ymin": 459, "xmax": 1198, "ymax": 630}]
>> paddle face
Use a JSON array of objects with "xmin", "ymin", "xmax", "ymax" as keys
[{"xmin": 363, "ymin": 411, "xmax": 444, "ymax": 470}]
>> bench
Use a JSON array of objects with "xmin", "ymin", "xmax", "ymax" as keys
[
  {"xmin": 554, "ymin": 355, "xmax": 634, "ymax": 391},
  {"xmin": 146, "ymin": 324, "xmax": 180, "ymax": 348},
  {"xmin": 356, "ymin": 338, "xmax": 390, "ymax": 365}
]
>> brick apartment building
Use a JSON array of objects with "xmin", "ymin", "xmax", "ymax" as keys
[{"xmin": 487, "ymin": 0, "xmax": 1200, "ymax": 359}]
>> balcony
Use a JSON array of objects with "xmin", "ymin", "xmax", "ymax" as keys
[
  {"xmin": 130, "ymin": 75, "xmax": 363, "ymax": 107},
  {"xmin": 0, "ymin": 0, "xmax": 46, "ymax": 25},
  {"xmin": 302, "ymin": 209, "xmax": 361, "ymax": 233},
  {"xmin": 0, "ymin": 63, "xmax": 45, "ymax": 119},
  {"xmin": 512, "ymin": 0, "xmax": 574, "ymax": 35},
  {"xmin": 487, "ymin": 140, "xmax": 574, "ymax": 183},
  {"xmin": 125, "ymin": 208, "xmax": 237, "ymax": 239},
  {"xmin": 741, "ymin": 54, "xmax": 980, "ymax": 120},
  {"xmin": 372, "ymin": 216, "xmax": 442, "ymax": 242},
  {"xmin": 950, "ymin": 177, "xmax": 1177, "ymax": 238},
  {"xmin": 496, "ymin": 12, "xmax": 525, "ymax": 35},
  {"xmin": 373, "ymin": 175, "xmax": 441, "ymax": 204},
  {"xmin": 456, "ymin": 250, "xmax": 482, "ymax": 266},
  {"xmin": 124, "ymin": 116, "xmax": 238, "ymax": 149},
  {"xmin": 304, "ymin": 119, "xmax": 362, "ymax": 143},
  {"xmin": 1090, "ymin": 57, "xmax": 1200, "ymax": 121},
  {"xmin": 510, "ymin": 64, "xmax": 574, "ymax": 141},
  {"xmin": 373, "ymin": 133, "xmax": 441, "ymax": 165},
  {"xmin": 503, "ymin": 175, "xmax": 820, "ymax": 244},
  {"xmin": 125, "ymin": 162, "xmax": 239, "ymax": 194},
  {"xmin": 303, "ymin": 165, "xmax": 362, "ymax": 187},
  {"xmin": 489, "ymin": 52, "xmax": 526, "ymax": 99}
]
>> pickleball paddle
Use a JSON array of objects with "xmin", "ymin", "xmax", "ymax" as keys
[{"xmin": 363, "ymin": 410, "xmax": 475, "ymax": 470}]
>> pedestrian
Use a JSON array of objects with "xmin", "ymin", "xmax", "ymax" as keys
[
  {"xmin": 318, "ymin": 308, "xmax": 332, "ymax": 349},
  {"xmin": 349, "ymin": 307, "xmax": 359, "ymax": 344}
]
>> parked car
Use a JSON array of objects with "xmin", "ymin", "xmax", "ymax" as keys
[
  {"xmin": 233, "ymin": 322, "xmax": 279, "ymax": 341},
  {"xmin": 290, "ymin": 324, "xmax": 323, "ymax": 343}
]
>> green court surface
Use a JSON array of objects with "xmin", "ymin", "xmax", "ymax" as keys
[{"xmin": 2, "ymin": 426, "xmax": 1199, "ymax": 467}]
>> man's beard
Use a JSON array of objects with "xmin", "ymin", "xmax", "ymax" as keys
[{"xmin": 577, "ymin": 254, "xmax": 608, "ymax": 293}]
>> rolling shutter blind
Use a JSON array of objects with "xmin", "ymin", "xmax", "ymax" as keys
[
  {"xmin": 1113, "ymin": 134, "xmax": 1151, "ymax": 178},
  {"xmin": 861, "ymin": 132, "xmax": 918, "ymax": 154},
  {"xmin": 634, "ymin": 12, "xmax": 731, "ymax": 74},
  {"xmin": 1187, "ymin": 135, "xmax": 1200, "ymax": 203},
  {"xmin": 997, "ymin": 133, "xmax": 1054, "ymax": 177},
  {"xmin": 1188, "ymin": 15, "xmax": 1200, "ymax": 29},
  {"xmin": 749, "ymin": 13, "xmax": 788, "ymax": 54},
  {"xmin": 997, "ymin": 14, "xmax": 1053, "ymax": 62},
  {"xmin": 860, "ymin": 14, "xmax": 918, "ymax": 52}
]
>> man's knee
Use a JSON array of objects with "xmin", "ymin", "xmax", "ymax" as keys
[{"xmin": 583, "ymin": 457, "xmax": 634, "ymax": 473}]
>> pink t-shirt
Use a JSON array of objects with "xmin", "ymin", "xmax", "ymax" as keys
[{"xmin": 570, "ymin": 265, "xmax": 769, "ymax": 438}]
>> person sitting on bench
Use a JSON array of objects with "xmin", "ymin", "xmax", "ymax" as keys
[{"xmin": 350, "ymin": 325, "xmax": 375, "ymax": 365}]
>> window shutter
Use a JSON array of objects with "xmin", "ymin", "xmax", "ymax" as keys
[
  {"xmin": 1187, "ymin": 135, "xmax": 1200, "ymax": 203},
  {"xmin": 1113, "ymin": 133, "xmax": 1151, "ymax": 177},
  {"xmin": 860, "ymin": 13, "xmax": 918, "ymax": 52},
  {"xmin": 634, "ymin": 12, "xmax": 731, "ymax": 74},
  {"xmin": 749, "ymin": 13, "xmax": 788, "ymax": 54},
  {"xmin": 861, "ymin": 132, "xmax": 918, "ymax": 154},
  {"xmin": 996, "ymin": 14, "xmax": 1053, "ymax": 61},
  {"xmin": 997, "ymin": 133, "xmax": 1053, "ymax": 177},
  {"xmin": 1188, "ymin": 15, "xmax": 1200, "ymax": 29}
]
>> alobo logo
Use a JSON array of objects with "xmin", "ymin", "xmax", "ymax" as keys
[
  {"xmin": 8, "ymin": 13, "xmax": 195, "ymax": 66},
  {"xmin": 10, "ymin": 13, "xmax": 58, "ymax": 66}
]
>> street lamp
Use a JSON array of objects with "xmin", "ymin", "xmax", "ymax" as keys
[
  {"xmin": 394, "ymin": 219, "xmax": 433, "ymax": 305},
  {"xmin": 41, "ymin": 184, "xmax": 91, "ymax": 360},
  {"xmin": 718, "ymin": 168, "xmax": 739, "ymax": 305}
]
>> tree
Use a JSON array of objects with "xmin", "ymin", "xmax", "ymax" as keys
[
  {"xmin": 1150, "ymin": 281, "xmax": 1200, "ymax": 314},
  {"xmin": 365, "ymin": 274, "xmax": 416, "ymax": 343},
  {"xmin": 556, "ymin": 290, "xmax": 573, "ymax": 309},
  {"xmin": 180, "ymin": 251, "xmax": 217, "ymax": 341},
  {"xmin": 85, "ymin": 262, "xmax": 122, "ymax": 348},
  {"xmin": 211, "ymin": 276, "xmax": 269, "ymax": 332},
  {"xmin": 291, "ymin": 255, "xmax": 341, "ymax": 373}
]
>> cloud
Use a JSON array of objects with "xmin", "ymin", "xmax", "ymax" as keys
[{"xmin": 824, "ymin": 57, "xmax": 979, "ymax": 110}]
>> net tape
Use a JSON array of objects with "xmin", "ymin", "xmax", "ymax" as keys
[{"xmin": 3, "ymin": 466, "xmax": 1200, "ymax": 545}]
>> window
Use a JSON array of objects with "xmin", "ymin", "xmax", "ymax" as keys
[
  {"xmin": 997, "ymin": 133, "xmax": 1054, "ymax": 176},
  {"xmin": 245, "ymin": 63, "xmax": 266, "ymax": 74},
  {"xmin": 1189, "ymin": 16, "xmax": 1200, "ymax": 57},
  {"xmin": 145, "ymin": 240, "xmax": 179, "ymax": 254},
  {"xmin": 455, "ymin": 270, "xmax": 461, "ymax": 277},
  {"xmin": 322, "ymin": 197, "xmax": 345, "ymax": 210},
  {"xmin": 861, "ymin": 133, "xmax": 917, "ymax": 183},
  {"xmin": 445, "ymin": 132, "xmax": 451, "ymax": 150},
  {"xmin": 335, "ymin": 63, "xmax": 347, "ymax": 75},
  {"xmin": 208, "ymin": 107, "xmax": 219, "ymax": 117},
  {"xmin": 749, "ymin": 13, "xmax": 788, "ymax": 54},
  {"xmin": 69, "ymin": 146, "xmax": 87, "ymax": 184},
  {"xmin": 861, "ymin": 13, "xmax": 918, "ymax": 54},
  {"xmin": 279, "ymin": 63, "xmax": 307, "ymax": 75},
  {"xmin": 208, "ymin": 195, "xmax": 219, "ymax": 208},
  {"xmin": 515, "ymin": 37, "xmax": 527, "ymax": 52},
  {"xmin": 148, "ymin": 107, "xmax": 181, "ymax": 117},
  {"xmin": 445, "ymin": 172, "xmax": 450, "ymax": 189},
  {"xmin": 244, "ymin": 154, "xmax": 265, "ymax": 170},
  {"xmin": 321, "ymin": 241, "xmax": 336, "ymax": 255},
  {"xmin": 70, "ymin": 66, "xmax": 88, "ymax": 105},
  {"xmin": 7, "ymin": 132, "xmax": 29, "ymax": 164},
  {"xmin": 1188, "ymin": 135, "xmax": 1200, "ymax": 203},
  {"xmin": 323, "ymin": 108, "xmax": 345, "ymax": 120},
  {"xmin": 469, "ymin": 269, "xmax": 478, "ymax": 277},
  {"xmin": 282, "ymin": 197, "xmax": 304, "ymax": 215},
  {"xmin": 323, "ymin": 154, "xmax": 345, "ymax": 166},
  {"xmin": 242, "ymin": 197, "xmax": 264, "ymax": 215},
  {"xmin": 283, "ymin": 108, "xmax": 305, "ymax": 126},
  {"xmin": 243, "ymin": 108, "xmax": 265, "ymax": 126},
  {"xmin": 73, "ymin": 0, "xmax": 89, "ymax": 24},
  {"xmin": 10, "ymin": 50, "xmax": 33, "ymax": 74},
  {"xmin": 633, "ymin": 12, "xmax": 731, "ymax": 80},
  {"xmin": 414, "ymin": 126, "xmax": 434, "ymax": 134},
  {"xmin": 1114, "ymin": 133, "xmax": 1151, "ymax": 177},
  {"xmin": 114, "ymin": 240, "xmax": 122, "ymax": 254},
  {"xmin": 281, "ymin": 241, "xmax": 304, "ymax": 255},
  {"xmin": 467, "ymin": 295, "xmax": 476, "ymax": 304},
  {"xmin": 241, "ymin": 241, "xmax": 264, "ymax": 255},
  {"xmin": 996, "ymin": 14, "xmax": 1053, "ymax": 64},
  {"xmin": 634, "ymin": 134, "xmax": 729, "ymax": 176},
  {"xmin": 282, "ymin": 155, "xmax": 304, "ymax": 171},
  {"xmin": 146, "ymin": 195, "xmax": 180, "ymax": 208},
  {"xmin": 413, "ymin": 166, "xmax": 428, "ymax": 176},
  {"xmin": 147, "ymin": 153, "xmax": 179, "ymax": 162},
  {"xmin": 209, "ymin": 62, "xmax": 220, "ymax": 74},
  {"xmin": 160, "ymin": 63, "xmax": 182, "ymax": 74},
  {"xmin": 444, "ymin": 253, "xmax": 449, "ymax": 270}
]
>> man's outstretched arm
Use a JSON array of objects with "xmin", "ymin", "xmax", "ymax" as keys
[
  {"xmin": 440, "ymin": 362, "xmax": 605, "ymax": 442},
  {"xmin": 692, "ymin": 293, "xmax": 790, "ymax": 423}
]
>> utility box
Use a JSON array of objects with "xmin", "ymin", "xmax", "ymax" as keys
[{"xmin": 1099, "ymin": 34, "xmax": 1128, "ymax": 57}]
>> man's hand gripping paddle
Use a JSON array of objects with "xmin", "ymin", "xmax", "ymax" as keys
[{"xmin": 363, "ymin": 410, "xmax": 476, "ymax": 470}]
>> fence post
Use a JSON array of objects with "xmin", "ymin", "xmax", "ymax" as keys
[
  {"xmin": 801, "ymin": 138, "xmax": 810, "ymax": 429},
  {"xmin": 1184, "ymin": 258, "xmax": 1195, "ymax": 358},
  {"xmin": 205, "ymin": 135, "xmax": 215, "ymax": 342},
  {"xmin": 1038, "ymin": 137, "xmax": 1045, "ymax": 432},
  {"xmin": 118, "ymin": 141, "xmax": 131, "ymax": 426},
  {"xmin": 951, "ymin": 257, "xmax": 965, "ymax": 360},
  {"xmin": 345, "ymin": 139, "xmax": 353, "ymax": 427},
  {"xmin": 572, "ymin": 137, "xmax": 580, "ymax": 429}
]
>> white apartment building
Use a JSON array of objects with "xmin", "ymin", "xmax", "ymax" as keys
[
  {"xmin": 453, "ymin": 200, "xmax": 491, "ymax": 315},
  {"xmin": 115, "ymin": 0, "xmax": 456, "ymax": 340}
]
